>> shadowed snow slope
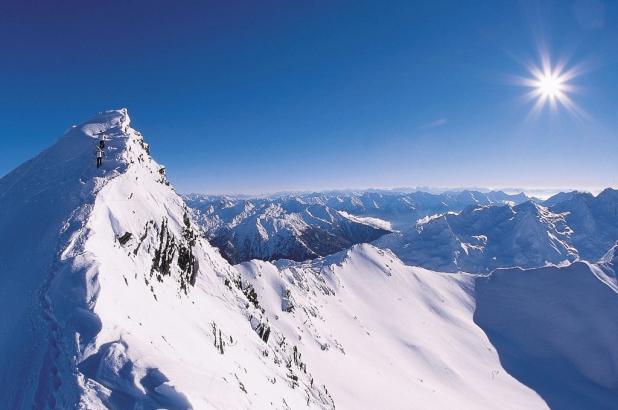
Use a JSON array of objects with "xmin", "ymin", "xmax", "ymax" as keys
[
  {"xmin": 0, "ymin": 110, "xmax": 333, "ymax": 409},
  {"xmin": 475, "ymin": 262, "xmax": 618, "ymax": 409}
]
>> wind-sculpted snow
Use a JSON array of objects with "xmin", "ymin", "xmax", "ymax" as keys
[
  {"xmin": 0, "ymin": 109, "xmax": 334, "ymax": 409},
  {"xmin": 0, "ymin": 109, "xmax": 133, "ymax": 407},
  {"xmin": 185, "ymin": 190, "xmax": 527, "ymax": 264}
]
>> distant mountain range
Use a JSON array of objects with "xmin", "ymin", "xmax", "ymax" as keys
[
  {"xmin": 187, "ymin": 188, "xmax": 618, "ymax": 274},
  {"xmin": 184, "ymin": 190, "xmax": 529, "ymax": 264}
]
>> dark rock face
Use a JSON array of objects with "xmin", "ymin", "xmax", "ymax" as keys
[{"xmin": 118, "ymin": 232, "xmax": 133, "ymax": 245}]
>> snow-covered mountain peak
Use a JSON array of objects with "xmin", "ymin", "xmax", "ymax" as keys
[
  {"xmin": 81, "ymin": 108, "xmax": 130, "ymax": 133},
  {"xmin": 597, "ymin": 187, "xmax": 618, "ymax": 200},
  {"xmin": 513, "ymin": 200, "xmax": 540, "ymax": 214},
  {"xmin": 238, "ymin": 240, "xmax": 618, "ymax": 409},
  {"xmin": 0, "ymin": 110, "xmax": 335, "ymax": 409},
  {"xmin": 4, "ymin": 109, "xmax": 618, "ymax": 408}
]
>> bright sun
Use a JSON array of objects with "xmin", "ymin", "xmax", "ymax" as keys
[
  {"xmin": 516, "ymin": 54, "xmax": 586, "ymax": 119},
  {"xmin": 536, "ymin": 72, "xmax": 564, "ymax": 98}
]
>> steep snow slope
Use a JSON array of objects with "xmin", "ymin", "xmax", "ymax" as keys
[
  {"xmin": 186, "ymin": 195, "xmax": 391, "ymax": 264},
  {"xmin": 475, "ymin": 261, "xmax": 618, "ymax": 409},
  {"xmin": 0, "ymin": 110, "xmax": 333, "ymax": 409},
  {"xmin": 238, "ymin": 244, "xmax": 618, "ymax": 409},
  {"xmin": 376, "ymin": 201, "xmax": 577, "ymax": 273},
  {"xmin": 237, "ymin": 244, "xmax": 548, "ymax": 409},
  {"xmin": 0, "ymin": 112, "xmax": 115, "ymax": 408}
]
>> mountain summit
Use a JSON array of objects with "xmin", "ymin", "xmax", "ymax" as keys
[{"xmin": 0, "ymin": 110, "xmax": 333, "ymax": 409}]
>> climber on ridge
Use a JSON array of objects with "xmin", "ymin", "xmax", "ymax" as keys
[
  {"xmin": 97, "ymin": 135, "xmax": 105, "ymax": 168},
  {"xmin": 96, "ymin": 144, "xmax": 104, "ymax": 168}
]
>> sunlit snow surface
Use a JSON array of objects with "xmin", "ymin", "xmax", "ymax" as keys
[
  {"xmin": 239, "ymin": 244, "xmax": 618, "ymax": 409},
  {"xmin": 0, "ymin": 110, "xmax": 333, "ymax": 409},
  {"xmin": 0, "ymin": 109, "xmax": 616, "ymax": 409}
]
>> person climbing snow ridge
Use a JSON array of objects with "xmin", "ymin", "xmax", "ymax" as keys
[{"xmin": 96, "ymin": 141, "xmax": 104, "ymax": 168}]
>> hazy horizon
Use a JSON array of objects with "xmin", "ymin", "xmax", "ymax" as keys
[{"xmin": 181, "ymin": 185, "xmax": 612, "ymax": 200}]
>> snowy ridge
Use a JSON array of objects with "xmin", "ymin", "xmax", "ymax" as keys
[
  {"xmin": 189, "ymin": 189, "xmax": 618, "ymax": 274},
  {"xmin": 593, "ymin": 242, "xmax": 618, "ymax": 292},
  {"xmin": 0, "ymin": 110, "xmax": 333, "ymax": 409},
  {"xmin": 238, "ymin": 243, "xmax": 618, "ymax": 409}
]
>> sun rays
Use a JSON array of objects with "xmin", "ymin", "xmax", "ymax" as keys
[{"xmin": 513, "ymin": 50, "xmax": 589, "ymax": 121}]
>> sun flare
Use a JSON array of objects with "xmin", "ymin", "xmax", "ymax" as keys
[
  {"xmin": 536, "ymin": 72, "xmax": 564, "ymax": 99},
  {"xmin": 526, "ymin": 63, "xmax": 573, "ymax": 111},
  {"xmin": 515, "ymin": 52, "xmax": 587, "ymax": 119}
]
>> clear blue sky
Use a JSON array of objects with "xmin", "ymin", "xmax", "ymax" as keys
[{"xmin": 1, "ymin": 0, "xmax": 616, "ymax": 194}]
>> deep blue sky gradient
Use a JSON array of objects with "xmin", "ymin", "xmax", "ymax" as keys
[{"xmin": 1, "ymin": 0, "xmax": 616, "ymax": 193}]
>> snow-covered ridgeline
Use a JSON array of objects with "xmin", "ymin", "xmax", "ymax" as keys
[
  {"xmin": 238, "ymin": 243, "xmax": 618, "ymax": 409},
  {"xmin": 0, "ymin": 110, "xmax": 334, "ymax": 409}
]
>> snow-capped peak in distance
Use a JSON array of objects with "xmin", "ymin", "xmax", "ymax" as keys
[
  {"xmin": 0, "ymin": 109, "xmax": 334, "ymax": 409},
  {"xmin": 374, "ymin": 200, "xmax": 580, "ymax": 273},
  {"xmin": 185, "ymin": 190, "xmax": 530, "ymax": 265}
]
